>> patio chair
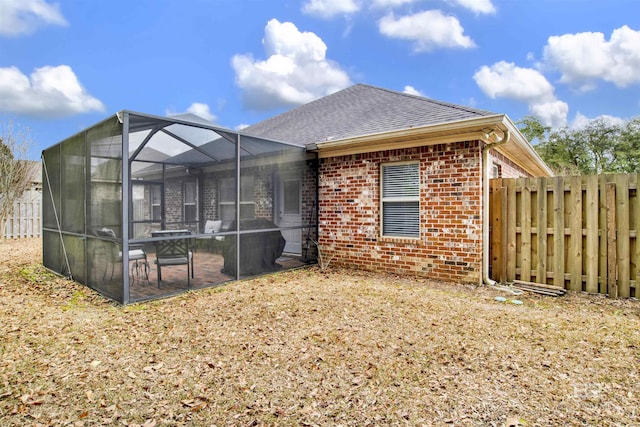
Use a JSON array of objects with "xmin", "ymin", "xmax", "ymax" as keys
[
  {"xmin": 152, "ymin": 230, "xmax": 194, "ymax": 288},
  {"xmin": 196, "ymin": 219, "xmax": 224, "ymax": 252},
  {"xmin": 96, "ymin": 227, "xmax": 149, "ymax": 282}
]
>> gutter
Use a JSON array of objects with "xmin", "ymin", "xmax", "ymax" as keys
[
  {"xmin": 306, "ymin": 114, "xmax": 507, "ymax": 153},
  {"xmin": 482, "ymin": 129, "xmax": 509, "ymax": 287}
]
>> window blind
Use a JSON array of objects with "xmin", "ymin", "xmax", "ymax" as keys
[{"xmin": 381, "ymin": 163, "xmax": 419, "ymax": 238}]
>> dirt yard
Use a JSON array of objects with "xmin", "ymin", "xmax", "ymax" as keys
[{"xmin": 1, "ymin": 239, "xmax": 639, "ymax": 426}]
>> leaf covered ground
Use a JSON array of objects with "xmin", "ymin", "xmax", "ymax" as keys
[{"xmin": 1, "ymin": 238, "xmax": 639, "ymax": 426}]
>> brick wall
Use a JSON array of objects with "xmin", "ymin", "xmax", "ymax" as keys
[
  {"xmin": 164, "ymin": 178, "xmax": 185, "ymax": 226},
  {"xmin": 489, "ymin": 150, "xmax": 534, "ymax": 178},
  {"xmin": 202, "ymin": 177, "xmax": 218, "ymax": 221},
  {"xmin": 254, "ymin": 173, "xmax": 273, "ymax": 219},
  {"xmin": 318, "ymin": 141, "xmax": 485, "ymax": 283}
]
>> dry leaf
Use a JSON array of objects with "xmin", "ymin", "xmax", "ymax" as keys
[
  {"xmin": 181, "ymin": 399, "xmax": 195, "ymax": 407},
  {"xmin": 191, "ymin": 402, "xmax": 207, "ymax": 412},
  {"xmin": 2, "ymin": 239, "xmax": 640, "ymax": 427},
  {"xmin": 506, "ymin": 417, "xmax": 524, "ymax": 427}
]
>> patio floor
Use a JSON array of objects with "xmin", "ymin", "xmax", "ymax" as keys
[{"xmin": 127, "ymin": 249, "xmax": 307, "ymax": 302}]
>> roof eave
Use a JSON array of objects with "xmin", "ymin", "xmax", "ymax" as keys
[
  {"xmin": 309, "ymin": 114, "xmax": 553, "ymax": 177},
  {"xmin": 496, "ymin": 116, "xmax": 555, "ymax": 177}
]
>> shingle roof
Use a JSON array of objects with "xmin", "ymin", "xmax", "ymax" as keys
[{"xmin": 243, "ymin": 83, "xmax": 495, "ymax": 146}]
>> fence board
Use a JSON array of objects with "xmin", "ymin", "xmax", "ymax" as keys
[
  {"xmin": 585, "ymin": 175, "xmax": 599, "ymax": 293},
  {"xmin": 500, "ymin": 187, "xmax": 508, "ymax": 283},
  {"xmin": 607, "ymin": 183, "xmax": 617, "ymax": 297},
  {"xmin": 633, "ymin": 174, "xmax": 640, "ymax": 291},
  {"xmin": 490, "ymin": 179, "xmax": 503, "ymax": 281},
  {"xmin": 506, "ymin": 178, "xmax": 517, "ymax": 281},
  {"xmin": 569, "ymin": 176, "xmax": 583, "ymax": 292},
  {"xmin": 553, "ymin": 177, "xmax": 565, "ymax": 288},
  {"xmin": 536, "ymin": 177, "xmax": 547, "ymax": 282},
  {"xmin": 616, "ymin": 175, "xmax": 630, "ymax": 298},
  {"xmin": 599, "ymin": 175, "xmax": 608, "ymax": 294},
  {"xmin": 490, "ymin": 173, "xmax": 638, "ymax": 298},
  {"xmin": 520, "ymin": 180, "xmax": 532, "ymax": 281}
]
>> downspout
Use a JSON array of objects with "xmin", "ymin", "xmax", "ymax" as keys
[{"xmin": 481, "ymin": 129, "xmax": 509, "ymax": 286}]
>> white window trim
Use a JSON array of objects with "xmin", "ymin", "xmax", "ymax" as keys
[
  {"xmin": 183, "ymin": 180, "xmax": 199, "ymax": 222},
  {"xmin": 218, "ymin": 176, "xmax": 256, "ymax": 225},
  {"xmin": 380, "ymin": 160, "xmax": 420, "ymax": 239},
  {"xmin": 491, "ymin": 163, "xmax": 501, "ymax": 179},
  {"xmin": 151, "ymin": 185, "xmax": 161, "ymax": 222}
]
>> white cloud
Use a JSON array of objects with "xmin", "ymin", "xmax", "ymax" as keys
[
  {"xmin": 449, "ymin": 0, "xmax": 496, "ymax": 14},
  {"xmin": 0, "ymin": 0, "xmax": 68, "ymax": 36},
  {"xmin": 571, "ymin": 112, "xmax": 626, "ymax": 130},
  {"xmin": 473, "ymin": 61, "xmax": 554, "ymax": 102},
  {"xmin": 378, "ymin": 10, "xmax": 476, "ymax": 52},
  {"xmin": 301, "ymin": 0, "xmax": 360, "ymax": 18},
  {"xmin": 371, "ymin": 0, "xmax": 417, "ymax": 8},
  {"xmin": 166, "ymin": 103, "xmax": 216, "ymax": 122},
  {"xmin": 529, "ymin": 100, "xmax": 569, "ymax": 129},
  {"xmin": 543, "ymin": 25, "xmax": 640, "ymax": 90},
  {"xmin": 186, "ymin": 103, "xmax": 216, "ymax": 122},
  {"xmin": 0, "ymin": 65, "xmax": 105, "ymax": 118},
  {"xmin": 403, "ymin": 85, "xmax": 425, "ymax": 96},
  {"xmin": 167, "ymin": 103, "xmax": 216, "ymax": 121},
  {"xmin": 231, "ymin": 19, "xmax": 352, "ymax": 110},
  {"xmin": 474, "ymin": 61, "xmax": 568, "ymax": 128}
]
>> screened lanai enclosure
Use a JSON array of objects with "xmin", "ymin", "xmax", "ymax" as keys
[{"xmin": 42, "ymin": 111, "xmax": 318, "ymax": 304}]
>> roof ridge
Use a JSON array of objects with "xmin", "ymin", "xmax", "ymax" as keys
[
  {"xmin": 243, "ymin": 83, "xmax": 496, "ymax": 147},
  {"xmin": 355, "ymin": 83, "xmax": 492, "ymax": 116}
]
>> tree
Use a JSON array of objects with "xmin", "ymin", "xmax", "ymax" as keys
[
  {"xmin": 518, "ymin": 115, "xmax": 640, "ymax": 175},
  {"xmin": 0, "ymin": 120, "xmax": 33, "ymax": 238},
  {"xmin": 516, "ymin": 115, "xmax": 550, "ymax": 144},
  {"xmin": 616, "ymin": 118, "xmax": 640, "ymax": 173}
]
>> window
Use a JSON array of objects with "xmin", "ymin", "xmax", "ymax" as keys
[
  {"xmin": 219, "ymin": 175, "xmax": 255, "ymax": 227},
  {"xmin": 283, "ymin": 179, "xmax": 300, "ymax": 215},
  {"xmin": 381, "ymin": 162, "xmax": 420, "ymax": 238},
  {"xmin": 183, "ymin": 181, "xmax": 198, "ymax": 223},
  {"xmin": 151, "ymin": 185, "xmax": 161, "ymax": 221},
  {"xmin": 491, "ymin": 163, "xmax": 501, "ymax": 179}
]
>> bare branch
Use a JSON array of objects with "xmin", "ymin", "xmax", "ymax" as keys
[
  {"xmin": 0, "ymin": 120, "xmax": 34, "ymax": 238},
  {"xmin": 310, "ymin": 238, "xmax": 335, "ymax": 272}
]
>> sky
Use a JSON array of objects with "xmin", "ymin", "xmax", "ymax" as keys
[{"xmin": 1, "ymin": 0, "xmax": 639, "ymax": 160}]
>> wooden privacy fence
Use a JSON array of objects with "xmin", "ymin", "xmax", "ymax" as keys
[
  {"xmin": 2, "ymin": 196, "xmax": 41, "ymax": 239},
  {"xmin": 490, "ymin": 174, "xmax": 639, "ymax": 298}
]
